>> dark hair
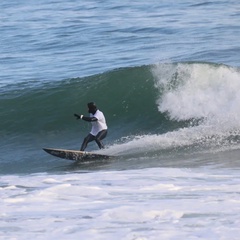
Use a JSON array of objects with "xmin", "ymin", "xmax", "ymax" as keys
[{"xmin": 87, "ymin": 102, "xmax": 97, "ymax": 110}]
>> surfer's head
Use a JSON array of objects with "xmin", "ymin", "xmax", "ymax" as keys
[{"xmin": 87, "ymin": 102, "xmax": 97, "ymax": 114}]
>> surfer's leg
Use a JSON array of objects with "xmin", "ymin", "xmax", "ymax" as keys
[
  {"xmin": 95, "ymin": 130, "xmax": 108, "ymax": 149},
  {"xmin": 80, "ymin": 134, "xmax": 95, "ymax": 151}
]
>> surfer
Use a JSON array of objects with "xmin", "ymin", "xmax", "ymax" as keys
[{"xmin": 74, "ymin": 102, "xmax": 108, "ymax": 151}]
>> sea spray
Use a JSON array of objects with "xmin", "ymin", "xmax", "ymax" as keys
[{"xmin": 152, "ymin": 62, "xmax": 240, "ymax": 128}]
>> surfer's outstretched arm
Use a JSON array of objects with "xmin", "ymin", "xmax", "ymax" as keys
[
  {"xmin": 74, "ymin": 113, "xmax": 97, "ymax": 122},
  {"xmin": 81, "ymin": 116, "xmax": 98, "ymax": 122}
]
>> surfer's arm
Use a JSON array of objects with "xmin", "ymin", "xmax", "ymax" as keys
[
  {"xmin": 81, "ymin": 116, "xmax": 98, "ymax": 122},
  {"xmin": 74, "ymin": 113, "xmax": 97, "ymax": 122},
  {"xmin": 74, "ymin": 113, "xmax": 81, "ymax": 119}
]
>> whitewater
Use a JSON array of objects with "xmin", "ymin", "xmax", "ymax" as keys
[
  {"xmin": 1, "ymin": 0, "xmax": 240, "ymax": 239},
  {"xmin": 2, "ymin": 168, "xmax": 240, "ymax": 239}
]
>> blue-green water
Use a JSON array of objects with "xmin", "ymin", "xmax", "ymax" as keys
[{"xmin": 1, "ymin": 1, "xmax": 240, "ymax": 239}]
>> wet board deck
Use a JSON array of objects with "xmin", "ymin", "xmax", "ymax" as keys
[{"xmin": 43, "ymin": 148, "xmax": 113, "ymax": 161}]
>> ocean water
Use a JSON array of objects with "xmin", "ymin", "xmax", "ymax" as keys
[{"xmin": 1, "ymin": 0, "xmax": 240, "ymax": 239}]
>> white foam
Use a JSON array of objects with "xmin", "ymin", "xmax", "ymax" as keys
[
  {"xmin": 102, "ymin": 206, "xmax": 183, "ymax": 223},
  {"xmin": 152, "ymin": 63, "xmax": 240, "ymax": 128},
  {"xmin": 1, "ymin": 168, "xmax": 240, "ymax": 239},
  {"xmin": 101, "ymin": 63, "xmax": 240, "ymax": 157}
]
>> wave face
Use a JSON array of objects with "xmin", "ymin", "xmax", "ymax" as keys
[{"xmin": 1, "ymin": 62, "xmax": 240, "ymax": 173}]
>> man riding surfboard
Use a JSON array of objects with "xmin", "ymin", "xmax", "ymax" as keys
[{"xmin": 74, "ymin": 102, "xmax": 108, "ymax": 151}]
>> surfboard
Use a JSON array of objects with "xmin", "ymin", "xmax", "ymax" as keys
[{"xmin": 43, "ymin": 148, "xmax": 113, "ymax": 161}]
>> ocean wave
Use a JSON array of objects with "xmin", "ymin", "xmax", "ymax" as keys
[{"xmin": 1, "ymin": 62, "xmax": 240, "ymax": 155}]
